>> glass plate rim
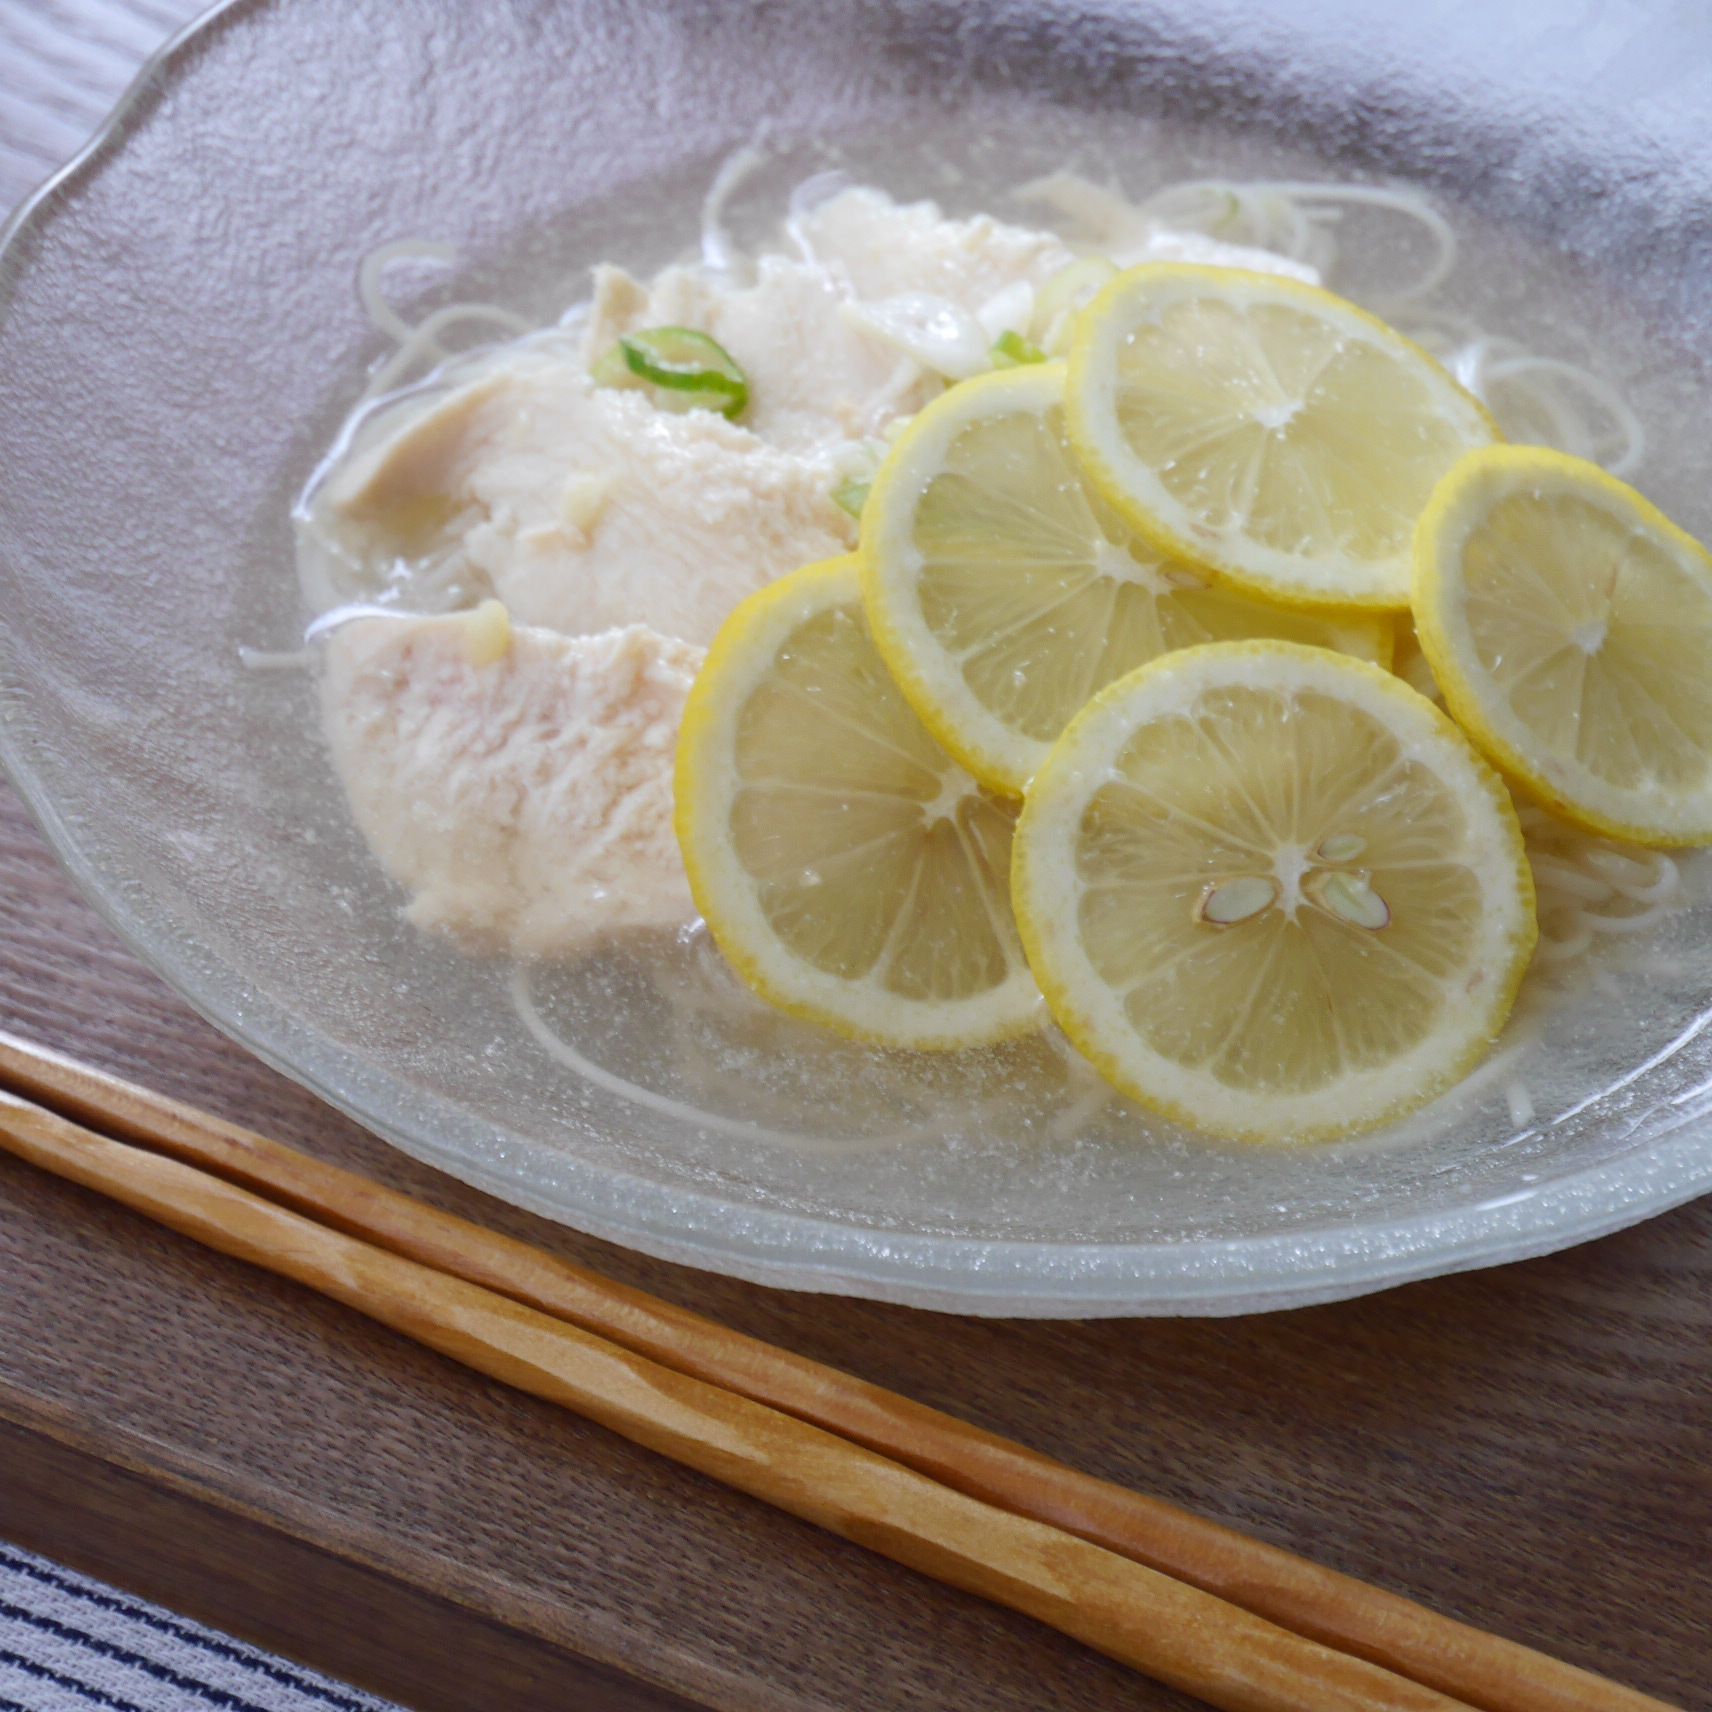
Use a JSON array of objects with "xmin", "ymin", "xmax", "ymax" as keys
[{"xmin": 2, "ymin": 0, "xmax": 1710, "ymax": 1316}]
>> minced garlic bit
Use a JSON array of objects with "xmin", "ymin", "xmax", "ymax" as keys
[
  {"xmin": 461, "ymin": 597, "xmax": 513, "ymax": 666},
  {"xmin": 560, "ymin": 470, "xmax": 616, "ymax": 535}
]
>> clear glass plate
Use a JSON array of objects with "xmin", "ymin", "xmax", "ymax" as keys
[{"xmin": 4, "ymin": 0, "xmax": 1712, "ymax": 1316}]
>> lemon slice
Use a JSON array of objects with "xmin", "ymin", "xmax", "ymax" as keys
[
  {"xmin": 1066, "ymin": 265, "xmax": 1497, "ymax": 611},
  {"xmin": 1012, "ymin": 641, "xmax": 1536, "ymax": 1142},
  {"xmin": 1391, "ymin": 619, "xmax": 1442, "ymax": 704},
  {"xmin": 862, "ymin": 363, "xmax": 1393, "ymax": 795},
  {"xmin": 1416, "ymin": 446, "xmax": 1712, "ymax": 848},
  {"xmin": 675, "ymin": 556, "xmax": 1041, "ymax": 1049}
]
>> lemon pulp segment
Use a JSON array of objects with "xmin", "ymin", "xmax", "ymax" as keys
[
  {"xmin": 1012, "ymin": 641, "xmax": 1536, "ymax": 1141},
  {"xmin": 675, "ymin": 556, "xmax": 1041, "ymax": 1048},
  {"xmin": 1390, "ymin": 619, "xmax": 1442, "ymax": 704},
  {"xmin": 863, "ymin": 363, "xmax": 1392, "ymax": 794},
  {"xmin": 1067, "ymin": 265, "xmax": 1497, "ymax": 610},
  {"xmin": 1415, "ymin": 446, "xmax": 1712, "ymax": 847}
]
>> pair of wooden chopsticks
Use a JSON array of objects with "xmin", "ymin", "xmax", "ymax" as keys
[{"xmin": 0, "ymin": 1028, "xmax": 1677, "ymax": 1712}]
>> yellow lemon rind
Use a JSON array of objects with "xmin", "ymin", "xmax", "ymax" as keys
[
  {"xmin": 862, "ymin": 365, "xmax": 1073, "ymax": 796},
  {"xmin": 864, "ymin": 363, "xmax": 1396, "ymax": 797},
  {"xmin": 1413, "ymin": 444, "xmax": 1712, "ymax": 850},
  {"xmin": 1065, "ymin": 263, "xmax": 1499, "ymax": 615},
  {"xmin": 674, "ymin": 555, "xmax": 1043, "ymax": 1052},
  {"xmin": 1011, "ymin": 639, "xmax": 1537, "ymax": 1144}
]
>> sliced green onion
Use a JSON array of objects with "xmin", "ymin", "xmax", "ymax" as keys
[
  {"xmin": 1212, "ymin": 187, "xmax": 1243, "ymax": 236},
  {"xmin": 832, "ymin": 478, "xmax": 871, "ymax": 520},
  {"xmin": 990, "ymin": 330, "xmax": 1047, "ymax": 369},
  {"xmin": 611, "ymin": 326, "xmax": 749, "ymax": 420},
  {"xmin": 589, "ymin": 343, "xmax": 633, "ymax": 388}
]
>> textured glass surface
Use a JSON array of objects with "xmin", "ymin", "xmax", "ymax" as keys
[{"xmin": 4, "ymin": 0, "xmax": 1712, "ymax": 1314}]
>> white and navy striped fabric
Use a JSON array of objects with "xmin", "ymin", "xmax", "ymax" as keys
[{"xmin": 0, "ymin": 1546, "xmax": 401, "ymax": 1712}]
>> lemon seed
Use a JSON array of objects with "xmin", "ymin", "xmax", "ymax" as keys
[
  {"xmin": 1316, "ymin": 832, "xmax": 1367, "ymax": 863},
  {"xmin": 1311, "ymin": 869, "xmax": 1390, "ymax": 929},
  {"xmin": 1197, "ymin": 874, "xmax": 1279, "ymax": 926}
]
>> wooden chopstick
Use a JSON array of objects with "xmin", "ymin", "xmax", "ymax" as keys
[
  {"xmin": 0, "ymin": 1031, "xmax": 1677, "ymax": 1712},
  {"xmin": 0, "ymin": 1085, "xmax": 1467, "ymax": 1712}
]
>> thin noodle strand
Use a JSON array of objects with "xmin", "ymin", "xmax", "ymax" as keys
[{"xmin": 358, "ymin": 239, "xmax": 458, "ymax": 345}]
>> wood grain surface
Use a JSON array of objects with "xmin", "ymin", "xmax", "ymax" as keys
[
  {"xmin": 0, "ymin": 1418, "xmax": 704, "ymax": 1712},
  {"xmin": 2, "ymin": 5, "xmax": 1711, "ymax": 1711},
  {"xmin": 4, "ymin": 768, "xmax": 1712, "ymax": 1712}
]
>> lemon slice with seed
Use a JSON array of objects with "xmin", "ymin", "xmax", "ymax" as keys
[
  {"xmin": 862, "ymin": 363, "xmax": 1393, "ymax": 795},
  {"xmin": 675, "ymin": 556, "xmax": 1041, "ymax": 1049},
  {"xmin": 1012, "ymin": 641, "xmax": 1536, "ymax": 1142},
  {"xmin": 1066, "ymin": 265, "xmax": 1497, "ymax": 611},
  {"xmin": 1415, "ymin": 445, "xmax": 1712, "ymax": 848}
]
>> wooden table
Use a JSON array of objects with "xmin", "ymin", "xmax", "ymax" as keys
[{"xmin": 3, "ymin": 6, "xmax": 1711, "ymax": 1710}]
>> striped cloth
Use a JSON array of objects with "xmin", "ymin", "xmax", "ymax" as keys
[{"xmin": 0, "ymin": 1546, "xmax": 402, "ymax": 1712}]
